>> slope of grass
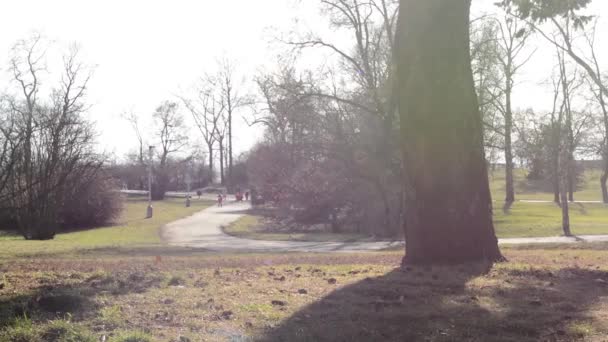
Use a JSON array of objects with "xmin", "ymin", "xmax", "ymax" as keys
[
  {"xmin": 490, "ymin": 167, "xmax": 604, "ymax": 202},
  {"xmin": 495, "ymin": 202, "xmax": 608, "ymax": 238},
  {"xmin": 0, "ymin": 197, "xmax": 212, "ymax": 259}
]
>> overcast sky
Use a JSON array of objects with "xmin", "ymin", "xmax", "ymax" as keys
[{"xmin": 0, "ymin": 0, "xmax": 606, "ymax": 160}]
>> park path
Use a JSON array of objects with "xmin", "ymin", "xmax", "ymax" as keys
[{"xmin": 162, "ymin": 202, "xmax": 608, "ymax": 253}]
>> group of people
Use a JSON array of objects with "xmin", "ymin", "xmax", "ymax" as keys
[{"xmin": 216, "ymin": 190, "xmax": 249, "ymax": 207}]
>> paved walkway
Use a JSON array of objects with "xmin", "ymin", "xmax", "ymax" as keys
[{"xmin": 162, "ymin": 202, "xmax": 608, "ymax": 253}]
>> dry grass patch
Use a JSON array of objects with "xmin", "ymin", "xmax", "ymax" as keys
[{"xmin": 0, "ymin": 248, "xmax": 607, "ymax": 341}]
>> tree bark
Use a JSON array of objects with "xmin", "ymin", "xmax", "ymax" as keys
[
  {"xmin": 228, "ymin": 102, "xmax": 233, "ymax": 191},
  {"xmin": 567, "ymin": 161, "xmax": 574, "ymax": 202},
  {"xmin": 395, "ymin": 0, "xmax": 503, "ymax": 264},
  {"xmin": 601, "ymin": 165, "xmax": 608, "ymax": 203},
  {"xmin": 208, "ymin": 144, "xmax": 214, "ymax": 184},
  {"xmin": 504, "ymin": 85, "xmax": 515, "ymax": 203},
  {"xmin": 219, "ymin": 138, "xmax": 225, "ymax": 186},
  {"xmin": 552, "ymin": 129, "xmax": 561, "ymax": 204},
  {"xmin": 600, "ymin": 93, "xmax": 608, "ymax": 203},
  {"xmin": 559, "ymin": 148, "xmax": 571, "ymax": 236},
  {"xmin": 553, "ymin": 177, "xmax": 560, "ymax": 203}
]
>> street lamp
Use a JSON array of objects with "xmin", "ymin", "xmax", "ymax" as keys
[{"xmin": 146, "ymin": 145, "xmax": 154, "ymax": 218}]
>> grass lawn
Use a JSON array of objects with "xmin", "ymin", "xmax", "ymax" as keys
[
  {"xmin": 490, "ymin": 168, "xmax": 604, "ymax": 202},
  {"xmin": 0, "ymin": 245, "xmax": 607, "ymax": 341},
  {"xmin": 495, "ymin": 202, "xmax": 608, "ymax": 238},
  {"xmin": 218, "ymin": 168, "xmax": 608, "ymax": 243},
  {"xmin": 224, "ymin": 201, "xmax": 608, "ymax": 242},
  {"xmin": 222, "ymin": 215, "xmax": 374, "ymax": 242},
  {"xmin": 0, "ymin": 197, "xmax": 213, "ymax": 259}
]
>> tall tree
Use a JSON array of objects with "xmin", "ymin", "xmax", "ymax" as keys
[
  {"xmin": 180, "ymin": 84, "xmax": 224, "ymax": 184},
  {"xmin": 122, "ymin": 111, "xmax": 147, "ymax": 190},
  {"xmin": 470, "ymin": 18, "xmax": 504, "ymax": 168},
  {"xmin": 495, "ymin": 14, "xmax": 534, "ymax": 203},
  {"xmin": 581, "ymin": 19, "xmax": 608, "ymax": 202},
  {"xmin": 151, "ymin": 101, "xmax": 188, "ymax": 200},
  {"xmin": 498, "ymin": 1, "xmax": 603, "ymax": 94},
  {"xmin": 216, "ymin": 59, "xmax": 248, "ymax": 190},
  {"xmin": 395, "ymin": 0, "xmax": 502, "ymax": 263},
  {"xmin": 286, "ymin": 0, "xmax": 403, "ymax": 234},
  {"xmin": 556, "ymin": 50, "xmax": 572, "ymax": 235},
  {"xmin": 7, "ymin": 40, "xmax": 101, "ymax": 239}
]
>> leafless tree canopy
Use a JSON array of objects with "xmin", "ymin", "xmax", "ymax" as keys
[{"xmin": 0, "ymin": 35, "xmax": 118, "ymax": 239}]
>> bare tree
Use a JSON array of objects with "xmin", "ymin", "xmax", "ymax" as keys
[
  {"xmin": 180, "ymin": 81, "xmax": 224, "ymax": 185},
  {"xmin": 216, "ymin": 58, "xmax": 249, "ymax": 189},
  {"xmin": 123, "ymin": 110, "xmax": 145, "ymax": 165},
  {"xmin": 7, "ymin": 34, "xmax": 45, "ymax": 234},
  {"xmin": 151, "ymin": 101, "xmax": 188, "ymax": 200},
  {"xmin": 0, "ymin": 97, "xmax": 22, "ymax": 205},
  {"xmin": 7, "ymin": 39, "xmax": 101, "ymax": 239},
  {"xmin": 494, "ymin": 14, "xmax": 535, "ymax": 203},
  {"xmin": 280, "ymin": 0, "xmax": 403, "ymax": 235},
  {"xmin": 121, "ymin": 111, "xmax": 147, "ymax": 190},
  {"xmin": 503, "ymin": 1, "xmax": 606, "ymax": 97},
  {"xmin": 556, "ymin": 50, "xmax": 572, "ymax": 235},
  {"xmin": 581, "ymin": 19, "xmax": 608, "ymax": 202},
  {"xmin": 214, "ymin": 106, "xmax": 228, "ymax": 185},
  {"xmin": 470, "ymin": 17, "xmax": 504, "ymax": 169}
]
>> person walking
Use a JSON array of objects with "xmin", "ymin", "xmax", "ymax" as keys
[
  {"xmin": 217, "ymin": 193, "xmax": 223, "ymax": 207},
  {"xmin": 245, "ymin": 191, "xmax": 249, "ymax": 201}
]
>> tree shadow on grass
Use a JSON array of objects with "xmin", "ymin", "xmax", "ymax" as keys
[
  {"xmin": 258, "ymin": 263, "xmax": 608, "ymax": 341},
  {"xmin": 573, "ymin": 202, "xmax": 588, "ymax": 215},
  {"xmin": 502, "ymin": 201, "xmax": 514, "ymax": 214}
]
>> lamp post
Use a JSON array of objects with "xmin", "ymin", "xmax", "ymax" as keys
[{"xmin": 146, "ymin": 145, "xmax": 154, "ymax": 218}]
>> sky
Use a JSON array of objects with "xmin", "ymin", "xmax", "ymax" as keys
[{"xmin": 0, "ymin": 0, "xmax": 606, "ymax": 160}]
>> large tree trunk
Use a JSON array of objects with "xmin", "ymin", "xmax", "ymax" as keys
[{"xmin": 395, "ymin": 0, "xmax": 503, "ymax": 264}]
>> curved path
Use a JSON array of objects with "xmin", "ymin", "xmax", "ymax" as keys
[{"xmin": 162, "ymin": 202, "xmax": 608, "ymax": 253}]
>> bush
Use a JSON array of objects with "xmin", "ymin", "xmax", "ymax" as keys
[{"xmin": 60, "ymin": 172, "xmax": 124, "ymax": 230}]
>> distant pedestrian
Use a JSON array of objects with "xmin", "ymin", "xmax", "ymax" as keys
[
  {"xmin": 245, "ymin": 191, "xmax": 249, "ymax": 201},
  {"xmin": 217, "ymin": 193, "xmax": 223, "ymax": 207}
]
